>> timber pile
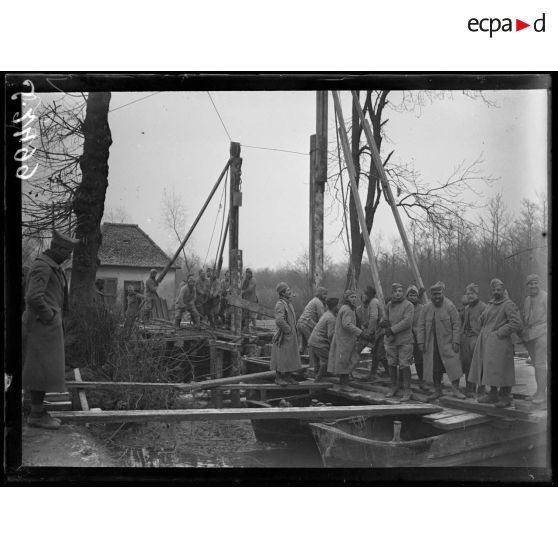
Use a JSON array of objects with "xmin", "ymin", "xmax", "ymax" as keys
[{"xmin": 51, "ymin": 403, "xmax": 443, "ymax": 424}]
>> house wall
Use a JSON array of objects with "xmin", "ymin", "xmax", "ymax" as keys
[{"xmin": 96, "ymin": 266, "xmax": 177, "ymax": 308}]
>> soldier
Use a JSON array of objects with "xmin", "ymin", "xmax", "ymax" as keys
[
  {"xmin": 22, "ymin": 230, "xmax": 80, "ymax": 429},
  {"xmin": 406, "ymin": 285, "xmax": 425, "ymax": 389},
  {"xmin": 297, "ymin": 286, "xmax": 328, "ymax": 355},
  {"xmin": 417, "ymin": 281, "xmax": 465, "ymax": 400},
  {"xmin": 174, "ymin": 274, "xmax": 200, "ymax": 328},
  {"xmin": 219, "ymin": 270, "xmax": 231, "ymax": 327},
  {"xmin": 195, "ymin": 268, "xmax": 210, "ymax": 322},
  {"xmin": 381, "ymin": 283, "xmax": 415, "ymax": 400},
  {"xmin": 460, "ymin": 283, "xmax": 486, "ymax": 397},
  {"xmin": 241, "ymin": 268, "xmax": 258, "ymax": 330},
  {"xmin": 469, "ymin": 278, "xmax": 522, "ymax": 408},
  {"xmin": 271, "ymin": 282, "xmax": 302, "ymax": 386},
  {"xmin": 142, "ymin": 268, "xmax": 159, "ymax": 322},
  {"xmin": 356, "ymin": 285, "xmax": 383, "ymax": 381},
  {"xmin": 205, "ymin": 268, "xmax": 221, "ymax": 328},
  {"xmin": 308, "ymin": 297, "xmax": 339, "ymax": 381},
  {"xmin": 521, "ymin": 274, "xmax": 547, "ymax": 404},
  {"xmin": 124, "ymin": 285, "xmax": 144, "ymax": 336},
  {"xmin": 328, "ymin": 290, "xmax": 370, "ymax": 387}
]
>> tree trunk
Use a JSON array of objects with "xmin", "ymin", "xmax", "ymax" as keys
[{"xmin": 69, "ymin": 92, "xmax": 112, "ymax": 309}]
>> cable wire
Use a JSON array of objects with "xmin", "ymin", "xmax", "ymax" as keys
[
  {"xmin": 206, "ymin": 92, "xmax": 232, "ymax": 141},
  {"xmin": 242, "ymin": 144, "xmax": 308, "ymax": 156},
  {"xmin": 109, "ymin": 92, "xmax": 163, "ymax": 113}
]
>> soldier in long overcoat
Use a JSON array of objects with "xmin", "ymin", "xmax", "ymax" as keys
[
  {"xmin": 142, "ymin": 268, "xmax": 159, "ymax": 322},
  {"xmin": 406, "ymin": 285, "xmax": 425, "ymax": 388},
  {"xmin": 460, "ymin": 283, "xmax": 486, "ymax": 397},
  {"xmin": 22, "ymin": 230, "xmax": 80, "ymax": 429},
  {"xmin": 469, "ymin": 278, "xmax": 522, "ymax": 408},
  {"xmin": 308, "ymin": 297, "xmax": 339, "ymax": 380},
  {"xmin": 522, "ymin": 274, "xmax": 547, "ymax": 404},
  {"xmin": 356, "ymin": 285, "xmax": 384, "ymax": 381},
  {"xmin": 271, "ymin": 282, "xmax": 302, "ymax": 385},
  {"xmin": 327, "ymin": 290, "xmax": 367, "ymax": 386},
  {"xmin": 417, "ymin": 281, "xmax": 465, "ymax": 400}
]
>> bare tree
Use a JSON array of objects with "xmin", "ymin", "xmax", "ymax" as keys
[
  {"xmin": 104, "ymin": 205, "xmax": 131, "ymax": 223},
  {"xmin": 22, "ymin": 95, "xmax": 87, "ymax": 240},
  {"xmin": 328, "ymin": 90, "xmax": 496, "ymax": 286},
  {"xmin": 159, "ymin": 186, "xmax": 199, "ymax": 274}
]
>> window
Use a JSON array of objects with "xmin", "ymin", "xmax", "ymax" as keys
[{"xmin": 102, "ymin": 278, "xmax": 118, "ymax": 306}]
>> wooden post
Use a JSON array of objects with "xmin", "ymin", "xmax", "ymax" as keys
[
  {"xmin": 210, "ymin": 341, "xmax": 223, "ymax": 408},
  {"xmin": 350, "ymin": 91, "xmax": 427, "ymax": 301},
  {"xmin": 331, "ymin": 91, "xmax": 384, "ymax": 304},
  {"xmin": 229, "ymin": 141, "xmax": 243, "ymax": 334},
  {"xmin": 309, "ymin": 92, "xmax": 328, "ymax": 291}
]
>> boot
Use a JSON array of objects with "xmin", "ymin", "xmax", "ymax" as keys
[
  {"xmin": 495, "ymin": 386, "xmax": 513, "ymax": 408},
  {"xmin": 399, "ymin": 367, "xmax": 412, "ymax": 402},
  {"xmin": 464, "ymin": 381, "xmax": 477, "ymax": 398},
  {"xmin": 427, "ymin": 381, "xmax": 443, "ymax": 401},
  {"xmin": 451, "ymin": 380, "xmax": 466, "ymax": 399},
  {"xmin": 27, "ymin": 411, "xmax": 61, "ymax": 430},
  {"xmin": 339, "ymin": 374, "xmax": 350, "ymax": 387},
  {"xmin": 275, "ymin": 372, "xmax": 288, "ymax": 386},
  {"xmin": 174, "ymin": 317, "xmax": 181, "ymax": 329},
  {"xmin": 386, "ymin": 366, "xmax": 399, "ymax": 397},
  {"xmin": 284, "ymin": 372, "xmax": 299, "ymax": 385},
  {"xmin": 478, "ymin": 386, "xmax": 498, "ymax": 404}
]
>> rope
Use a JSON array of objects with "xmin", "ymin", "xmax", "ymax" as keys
[
  {"xmin": 109, "ymin": 92, "xmax": 163, "ymax": 113},
  {"xmin": 242, "ymin": 144, "xmax": 308, "ymax": 157},
  {"xmin": 202, "ymin": 174, "xmax": 228, "ymax": 268}
]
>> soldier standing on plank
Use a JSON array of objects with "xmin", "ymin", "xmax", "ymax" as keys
[
  {"xmin": 381, "ymin": 283, "xmax": 415, "ymax": 401},
  {"xmin": 469, "ymin": 278, "xmax": 522, "ymax": 408},
  {"xmin": 356, "ymin": 285, "xmax": 383, "ymax": 381},
  {"xmin": 297, "ymin": 286, "xmax": 328, "ymax": 355},
  {"xmin": 406, "ymin": 285, "xmax": 425, "ymax": 389},
  {"xmin": 174, "ymin": 274, "xmax": 200, "ymax": 328},
  {"xmin": 308, "ymin": 297, "xmax": 339, "ymax": 381},
  {"xmin": 241, "ymin": 268, "xmax": 258, "ymax": 331},
  {"xmin": 460, "ymin": 283, "xmax": 486, "ymax": 397},
  {"xmin": 22, "ymin": 230, "xmax": 80, "ymax": 429},
  {"xmin": 417, "ymin": 281, "xmax": 465, "ymax": 401},
  {"xmin": 271, "ymin": 282, "xmax": 302, "ymax": 386},
  {"xmin": 521, "ymin": 274, "xmax": 547, "ymax": 404},
  {"xmin": 142, "ymin": 268, "xmax": 159, "ymax": 322}
]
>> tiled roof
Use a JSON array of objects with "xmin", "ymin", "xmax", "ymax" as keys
[{"xmin": 98, "ymin": 223, "xmax": 179, "ymax": 268}]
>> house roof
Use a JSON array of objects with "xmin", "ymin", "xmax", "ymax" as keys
[{"xmin": 98, "ymin": 223, "xmax": 179, "ymax": 269}]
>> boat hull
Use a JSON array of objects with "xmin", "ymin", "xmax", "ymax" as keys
[{"xmin": 310, "ymin": 416, "xmax": 546, "ymax": 467}]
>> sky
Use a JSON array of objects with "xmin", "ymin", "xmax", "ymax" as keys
[{"xmin": 36, "ymin": 87, "xmax": 549, "ymax": 270}]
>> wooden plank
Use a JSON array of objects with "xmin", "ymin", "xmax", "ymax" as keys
[
  {"xmin": 422, "ymin": 409, "xmax": 470, "ymax": 423},
  {"xmin": 44, "ymin": 392, "xmax": 72, "ymax": 403},
  {"xmin": 211, "ymin": 382, "xmax": 333, "ymax": 391},
  {"xmin": 326, "ymin": 385, "xmax": 387, "ymax": 405},
  {"xmin": 439, "ymin": 396, "xmax": 534, "ymax": 419},
  {"xmin": 74, "ymin": 368, "xmax": 89, "ymax": 412},
  {"xmin": 351, "ymin": 91, "xmax": 426, "ymax": 300},
  {"xmin": 431, "ymin": 412, "xmax": 491, "ymax": 431},
  {"xmin": 44, "ymin": 401, "xmax": 73, "ymax": 411},
  {"xmin": 332, "ymin": 91, "xmax": 384, "ymax": 304},
  {"xmin": 226, "ymin": 294, "xmax": 276, "ymax": 319},
  {"xmin": 65, "ymin": 370, "xmax": 276, "ymax": 392},
  {"xmin": 51, "ymin": 403, "xmax": 443, "ymax": 424}
]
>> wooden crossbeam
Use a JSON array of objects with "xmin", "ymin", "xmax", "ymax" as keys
[
  {"xmin": 51, "ymin": 403, "xmax": 443, "ymax": 424},
  {"xmin": 65, "ymin": 370, "xmax": 276, "ymax": 392},
  {"xmin": 210, "ymin": 382, "xmax": 332, "ymax": 391},
  {"xmin": 226, "ymin": 294, "xmax": 276, "ymax": 319}
]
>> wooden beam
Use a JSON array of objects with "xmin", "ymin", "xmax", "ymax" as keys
[
  {"xmin": 73, "ymin": 368, "xmax": 89, "ymax": 412},
  {"xmin": 51, "ymin": 403, "xmax": 443, "ymax": 424},
  {"xmin": 157, "ymin": 157, "xmax": 232, "ymax": 283},
  {"xmin": 226, "ymin": 294, "xmax": 275, "ymax": 319},
  {"xmin": 332, "ymin": 91, "xmax": 384, "ymax": 303},
  {"xmin": 229, "ymin": 141, "xmax": 243, "ymax": 335},
  {"xmin": 350, "ymin": 91, "xmax": 427, "ymax": 301},
  {"xmin": 438, "ymin": 396, "xmax": 534, "ymax": 419},
  {"xmin": 211, "ymin": 382, "xmax": 333, "ymax": 391},
  {"xmin": 65, "ymin": 370, "xmax": 277, "ymax": 392},
  {"xmin": 430, "ymin": 412, "xmax": 490, "ymax": 431}
]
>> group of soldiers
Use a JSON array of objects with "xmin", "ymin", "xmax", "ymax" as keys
[
  {"xmin": 270, "ymin": 276, "xmax": 548, "ymax": 408},
  {"xmin": 173, "ymin": 267, "xmax": 257, "ymax": 330}
]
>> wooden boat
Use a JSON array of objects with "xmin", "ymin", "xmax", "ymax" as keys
[{"xmin": 309, "ymin": 412, "xmax": 547, "ymax": 467}]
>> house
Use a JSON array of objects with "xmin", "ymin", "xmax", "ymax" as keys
[{"xmin": 95, "ymin": 222, "xmax": 180, "ymax": 310}]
